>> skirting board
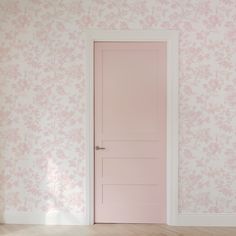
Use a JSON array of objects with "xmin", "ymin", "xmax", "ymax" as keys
[
  {"xmin": 1, "ymin": 212, "xmax": 236, "ymax": 226},
  {"xmin": 0, "ymin": 212, "xmax": 87, "ymax": 225},
  {"xmin": 176, "ymin": 213, "xmax": 236, "ymax": 227}
]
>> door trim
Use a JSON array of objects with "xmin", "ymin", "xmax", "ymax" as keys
[{"xmin": 85, "ymin": 30, "xmax": 179, "ymax": 225}]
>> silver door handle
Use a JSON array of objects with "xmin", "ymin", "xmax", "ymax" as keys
[{"xmin": 95, "ymin": 146, "xmax": 106, "ymax": 150}]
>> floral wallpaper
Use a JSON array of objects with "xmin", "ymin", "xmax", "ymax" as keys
[{"xmin": 0, "ymin": 0, "xmax": 236, "ymax": 218}]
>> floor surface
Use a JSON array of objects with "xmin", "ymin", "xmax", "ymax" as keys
[{"xmin": 1, "ymin": 224, "xmax": 236, "ymax": 236}]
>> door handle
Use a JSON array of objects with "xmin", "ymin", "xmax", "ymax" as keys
[{"xmin": 95, "ymin": 146, "xmax": 106, "ymax": 150}]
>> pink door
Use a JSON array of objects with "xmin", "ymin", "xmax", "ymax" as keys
[{"xmin": 94, "ymin": 42, "xmax": 167, "ymax": 223}]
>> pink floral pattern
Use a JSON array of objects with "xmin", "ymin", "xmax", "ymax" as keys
[{"xmin": 0, "ymin": 0, "xmax": 236, "ymax": 215}]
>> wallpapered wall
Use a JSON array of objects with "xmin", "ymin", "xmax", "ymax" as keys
[{"xmin": 0, "ymin": 0, "xmax": 236, "ymax": 218}]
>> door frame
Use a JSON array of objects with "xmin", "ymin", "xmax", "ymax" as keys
[{"xmin": 85, "ymin": 30, "xmax": 179, "ymax": 225}]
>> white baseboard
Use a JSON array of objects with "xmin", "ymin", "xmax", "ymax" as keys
[
  {"xmin": 0, "ymin": 211, "xmax": 87, "ymax": 225},
  {"xmin": 1, "ymin": 212, "xmax": 236, "ymax": 226},
  {"xmin": 175, "ymin": 213, "xmax": 236, "ymax": 226}
]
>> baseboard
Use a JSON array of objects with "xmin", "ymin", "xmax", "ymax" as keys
[
  {"xmin": 175, "ymin": 213, "xmax": 236, "ymax": 226},
  {"xmin": 2, "ymin": 212, "xmax": 236, "ymax": 226},
  {"xmin": 0, "ymin": 211, "xmax": 87, "ymax": 225}
]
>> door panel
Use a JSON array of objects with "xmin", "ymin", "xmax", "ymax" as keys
[
  {"xmin": 103, "ymin": 185, "xmax": 160, "ymax": 205},
  {"xmin": 101, "ymin": 141, "xmax": 162, "ymax": 158},
  {"xmin": 102, "ymin": 158, "xmax": 162, "ymax": 184},
  {"xmin": 94, "ymin": 42, "xmax": 167, "ymax": 223}
]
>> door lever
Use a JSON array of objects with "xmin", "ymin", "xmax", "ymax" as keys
[{"xmin": 95, "ymin": 146, "xmax": 106, "ymax": 150}]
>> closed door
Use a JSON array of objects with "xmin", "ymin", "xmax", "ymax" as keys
[{"xmin": 94, "ymin": 42, "xmax": 167, "ymax": 223}]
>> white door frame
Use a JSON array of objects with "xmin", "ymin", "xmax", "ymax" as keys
[{"xmin": 85, "ymin": 30, "xmax": 179, "ymax": 225}]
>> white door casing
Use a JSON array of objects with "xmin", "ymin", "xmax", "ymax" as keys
[{"xmin": 85, "ymin": 30, "xmax": 179, "ymax": 225}]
